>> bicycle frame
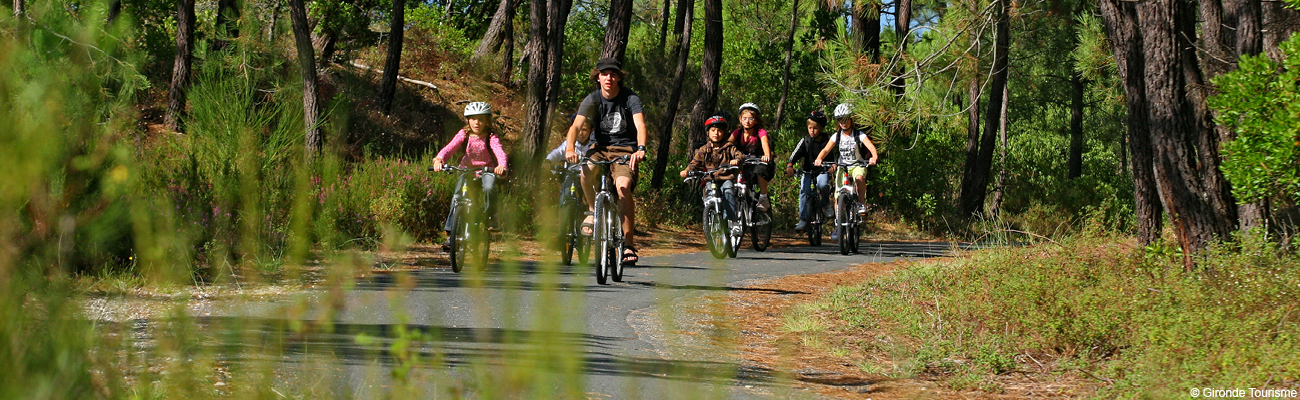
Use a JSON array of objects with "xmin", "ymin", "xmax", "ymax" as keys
[{"xmin": 581, "ymin": 155, "xmax": 629, "ymax": 284}]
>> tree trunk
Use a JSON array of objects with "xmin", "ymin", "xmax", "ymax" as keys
[
  {"xmin": 958, "ymin": 0, "xmax": 1008, "ymax": 217},
  {"xmin": 960, "ymin": 76, "xmax": 981, "ymax": 216},
  {"xmin": 651, "ymin": 0, "xmax": 695, "ymax": 189},
  {"xmin": 989, "ymin": 84, "xmax": 1009, "ymax": 218},
  {"xmin": 523, "ymin": 0, "xmax": 552, "ymax": 164},
  {"xmin": 656, "ymin": 0, "xmax": 672, "ymax": 58},
  {"xmin": 289, "ymin": 0, "xmax": 322, "ymax": 157},
  {"xmin": 688, "ymin": 0, "xmax": 723, "ymax": 151},
  {"xmin": 669, "ymin": 0, "xmax": 690, "ymax": 62},
  {"xmin": 378, "ymin": 0, "xmax": 406, "ymax": 114},
  {"xmin": 1067, "ymin": 71, "xmax": 1084, "ymax": 179},
  {"xmin": 212, "ymin": 0, "xmax": 241, "ymax": 52},
  {"xmin": 1139, "ymin": 0, "xmax": 1235, "ymax": 264},
  {"xmin": 773, "ymin": 0, "xmax": 800, "ymax": 131},
  {"xmin": 266, "ymin": 0, "xmax": 281, "ymax": 42},
  {"xmin": 500, "ymin": 8, "xmax": 516, "ymax": 82},
  {"xmin": 473, "ymin": 0, "xmax": 518, "ymax": 61},
  {"xmin": 1262, "ymin": 1, "xmax": 1300, "ymax": 63},
  {"xmin": 890, "ymin": 0, "xmax": 912, "ymax": 95},
  {"xmin": 107, "ymin": 0, "xmax": 122, "ymax": 23},
  {"xmin": 602, "ymin": 0, "xmax": 635, "ymax": 63},
  {"xmin": 164, "ymin": 0, "xmax": 196, "ymax": 133},
  {"xmin": 853, "ymin": 0, "xmax": 880, "ymax": 61},
  {"xmin": 541, "ymin": 0, "xmax": 574, "ymax": 163},
  {"xmin": 1100, "ymin": 0, "xmax": 1161, "ymax": 245},
  {"xmin": 13, "ymin": 0, "xmax": 22, "ymax": 18}
]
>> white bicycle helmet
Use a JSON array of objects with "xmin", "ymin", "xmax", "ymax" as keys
[
  {"xmin": 464, "ymin": 101, "xmax": 492, "ymax": 117},
  {"xmin": 739, "ymin": 102, "xmax": 760, "ymax": 114},
  {"xmin": 833, "ymin": 103, "xmax": 853, "ymax": 119}
]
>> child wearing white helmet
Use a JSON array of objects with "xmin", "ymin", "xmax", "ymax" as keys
[
  {"xmin": 433, "ymin": 102, "xmax": 509, "ymax": 249},
  {"xmin": 814, "ymin": 103, "xmax": 878, "ymax": 219},
  {"xmin": 730, "ymin": 102, "xmax": 774, "ymax": 211}
]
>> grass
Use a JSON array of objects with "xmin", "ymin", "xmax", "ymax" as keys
[{"xmin": 781, "ymin": 232, "xmax": 1300, "ymax": 398}]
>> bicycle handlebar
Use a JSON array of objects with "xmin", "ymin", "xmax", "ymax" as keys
[
  {"xmin": 580, "ymin": 155, "xmax": 631, "ymax": 166},
  {"xmin": 430, "ymin": 165, "xmax": 495, "ymax": 173},
  {"xmin": 683, "ymin": 166, "xmax": 739, "ymax": 182}
]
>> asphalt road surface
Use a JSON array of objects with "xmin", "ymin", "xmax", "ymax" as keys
[{"xmin": 208, "ymin": 241, "xmax": 967, "ymax": 399}]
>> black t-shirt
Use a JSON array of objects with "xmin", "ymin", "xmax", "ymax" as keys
[{"xmin": 577, "ymin": 88, "xmax": 643, "ymax": 148}]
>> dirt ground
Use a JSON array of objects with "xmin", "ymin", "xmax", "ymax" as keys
[{"xmin": 725, "ymin": 256, "xmax": 1103, "ymax": 399}]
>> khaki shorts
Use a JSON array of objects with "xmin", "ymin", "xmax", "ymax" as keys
[
  {"xmin": 846, "ymin": 166, "xmax": 867, "ymax": 180},
  {"xmin": 585, "ymin": 146, "xmax": 637, "ymax": 180}
]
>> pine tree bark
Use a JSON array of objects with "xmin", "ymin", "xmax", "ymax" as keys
[
  {"xmin": 107, "ymin": 0, "xmax": 122, "ymax": 23},
  {"xmin": 651, "ymin": 0, "xmax": 694, "ymax": 189},
  {"xmin": 773, "ymin": 0, "xmax": 800, "ymax": 131},
  {"xmin": 523, "ymin": 0, "xmax": 552, "ymax": 163},
  {"xmin": 958, "ymin": 0, "xmax": 1008, "ymax": 217},
  {"xmin": 669, "ymin": 0, "xmax": 690, "ymax": 61},
  {"xmin": 1067, "ymin": 71, "xmax": 1084, "ymax": 179},
  {"xmin": 890, "ymin": 0, "xmax": 912, "ymax": 95},
  {"xmin": 377, "ymin": 0, "xmax": 406, "ymax": 114},
  {"xmin": 500, "ymin": 10, "xmax": 516, "ymax": 82},
  {"xmin": 603, "ymin": 0, "xmax": 635, "ymax": 63},
  {"xmin": 165, "ymin": 0, "xmax": 196, "ymax": 133},
  {"xmin": 1139, "ymin": 0, "xmax": 1235, "ymax": 264},
  {"xmin": 212, "ymin": 0, "xmax": 241, "ymax": 51},
  {"xmin": 289, "ymin": 0, "xmax": 322, "ymax": 157},
  {"xmin": 473, "ymin": 0, "xmax": 518, "ymax": 61},
  {"xmin": 13, "ymin": 0, "xmax": 22, "ymax": 18},
  {"xmin": 656, "ymin": 0, "xmax": 672, "ymax": 58},
  {"xmin": 1100, "ymin": 0, "xmax": 1162, "ymax": 245},
  {"xmin": 989, "ymin": 84, "xmax": 1009, "ymax": 218},
  {"xmin": 688, "ymin": 0, "xmax": 723, "ymax": 151},
  {"xmin": 853, "ymin": 0, "xmax": 880, "ymax": 61},
  {"xmin": 542, "ymin": 0, "xmax": 574, "ymax": 161}
]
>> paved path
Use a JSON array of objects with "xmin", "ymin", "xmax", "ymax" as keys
[{"xmin": 210, "ymin": 241, "xmax": 966, "ymax": 398}]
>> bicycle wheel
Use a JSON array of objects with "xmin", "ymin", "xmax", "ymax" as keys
[
  {"xmin": 752, "ymin": 208, "xmax": 772, "ymax": 252},
  {"xmin": 837, "ymin": 194, "xmax": 851, "ymax": 255},
  {"xmin": 449, "ymin": 211, "xmax": 463, "ymax": 273},
  {"xmin": 593, "ymin": 197, "xmax": 610, "ymax": 285},
  {"xmin": 475, "ymin": 216, "xmax": 491, "ymax": 269},
  {"xmin": 703, "ymin": 202, "xmax": 729, "ymax": 259},
  {"xmin": 849, "ymin": 224, "xmax": 860, "ymax": 253},
  {"xmin": 609, "ymin": 202, "xmax": 625, "ymax": 282},
  {"xmin": 729, "ymin": 202, "xmax": 745, "ymax": 258},
  {"xmin": 810, "ymin": 221, "xmax": 822, "ymax": 246},
  {"xmin": 560, "ymin": 206, "xmax": 575, "ymax": 266}
]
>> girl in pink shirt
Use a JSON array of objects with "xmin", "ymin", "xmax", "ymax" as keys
[{"xmin": 433, "ymin": 102, "xmax": 508, "ymax": 246}]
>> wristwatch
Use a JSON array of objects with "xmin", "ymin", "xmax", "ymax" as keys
[{"xmin": 636, "ymin": 145, "xmax": 646, "ymax": 152}]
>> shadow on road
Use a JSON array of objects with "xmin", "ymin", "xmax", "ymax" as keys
[{"xmin": 175, "ymin": 317, "xmax": 777, "ymax": 387}]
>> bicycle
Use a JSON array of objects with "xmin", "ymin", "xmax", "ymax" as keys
[
  {"xmin": 735, "ymin": 159, "xmax": 772, "ymax": 252},
  {"xmin": 431, "ymin": 165, "xmax": 495, "ymax": 272},
  {"xmin": 582, "ymin": 155, "xmax": 630, "ymax": 285},
  {"xmin": 795, "ymin": 166, "xmax": 830, "ymax": 246},
  {"xmin": 832, "ymin": 160, "xmax": 868, "ymax": 255},
  {"xmin": 684, "ymin": 166, "xmax": 740, "ymax": 259},
  {"xmin": 552, "ymin": 162, "xmax": 590, "ymax": 266}
]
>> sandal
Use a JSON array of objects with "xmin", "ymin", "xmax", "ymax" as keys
[
  {"xmin": 621, "ymin": 246, "xmax": 639, "ymax": 265},
  {"xmin": 580, "ymin": 214, "xmax": 595, "ymax": 236}
]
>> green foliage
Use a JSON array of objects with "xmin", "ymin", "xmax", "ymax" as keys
[
  {"xmin": 1210, "ymin": 34, "xmax": 1300, "ymax": 206},
  {"xmin": 803, "ymin": 234, "xmax": 1300, "ymax": 396},
  {"xmin": 406, "ymin": 2, "xmax": 478, "ymax": 60}
]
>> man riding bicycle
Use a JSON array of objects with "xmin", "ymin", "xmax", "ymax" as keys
[{"xmin": 564, "ymin": 57, "xmax": 648, "ymax": 265}]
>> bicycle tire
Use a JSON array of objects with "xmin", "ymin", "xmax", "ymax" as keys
[
  {"xmin": 752, "ymin": 208, "xmax": 772, "ymax": 251},
  {"xmin": 609, "ymin": 200, "xmax": 625, "ymax": 282},
  {"xmin": 560, "ymin": 206, "xmax": 575, "ymax": 266},
  {"xmin": 594, "ymin": 197, "xmax": 609, "ymax": 285},
  {"xmin": 810, "ymin": 221, "xmax": 822, "ymax": 246},
  {"xmin": 730, "ymin": 198, "xmax": 745, "ymax": 258},
  {"xmin": 449, "ymin": 211, "xmax": 463, "ymax": 273},
  {"xmin": 704, "ymin": 201, "xmax": 729, "ymax": 259},
  {"xmin": 837, "ymin": 194, "xmax": 851, "ymax": 255}
]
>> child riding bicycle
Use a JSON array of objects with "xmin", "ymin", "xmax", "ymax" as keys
[
  {"xmin": 731, "ymin": 103, "xmax": 774, "ymax": 212},
  {"xmin": 681, "ymin": 113, "xmax": 746, "ymax": 237},
  {"xmin": 814, "ymin": 103, "xmax": 879, "ymax": 238},
  {"xmin": 785, "ymin": 110, "xmax": 834, "ymax": 233},
  {"xmin": 432, "ymin": 102, "xmax": 508, "ymax": 251}
]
